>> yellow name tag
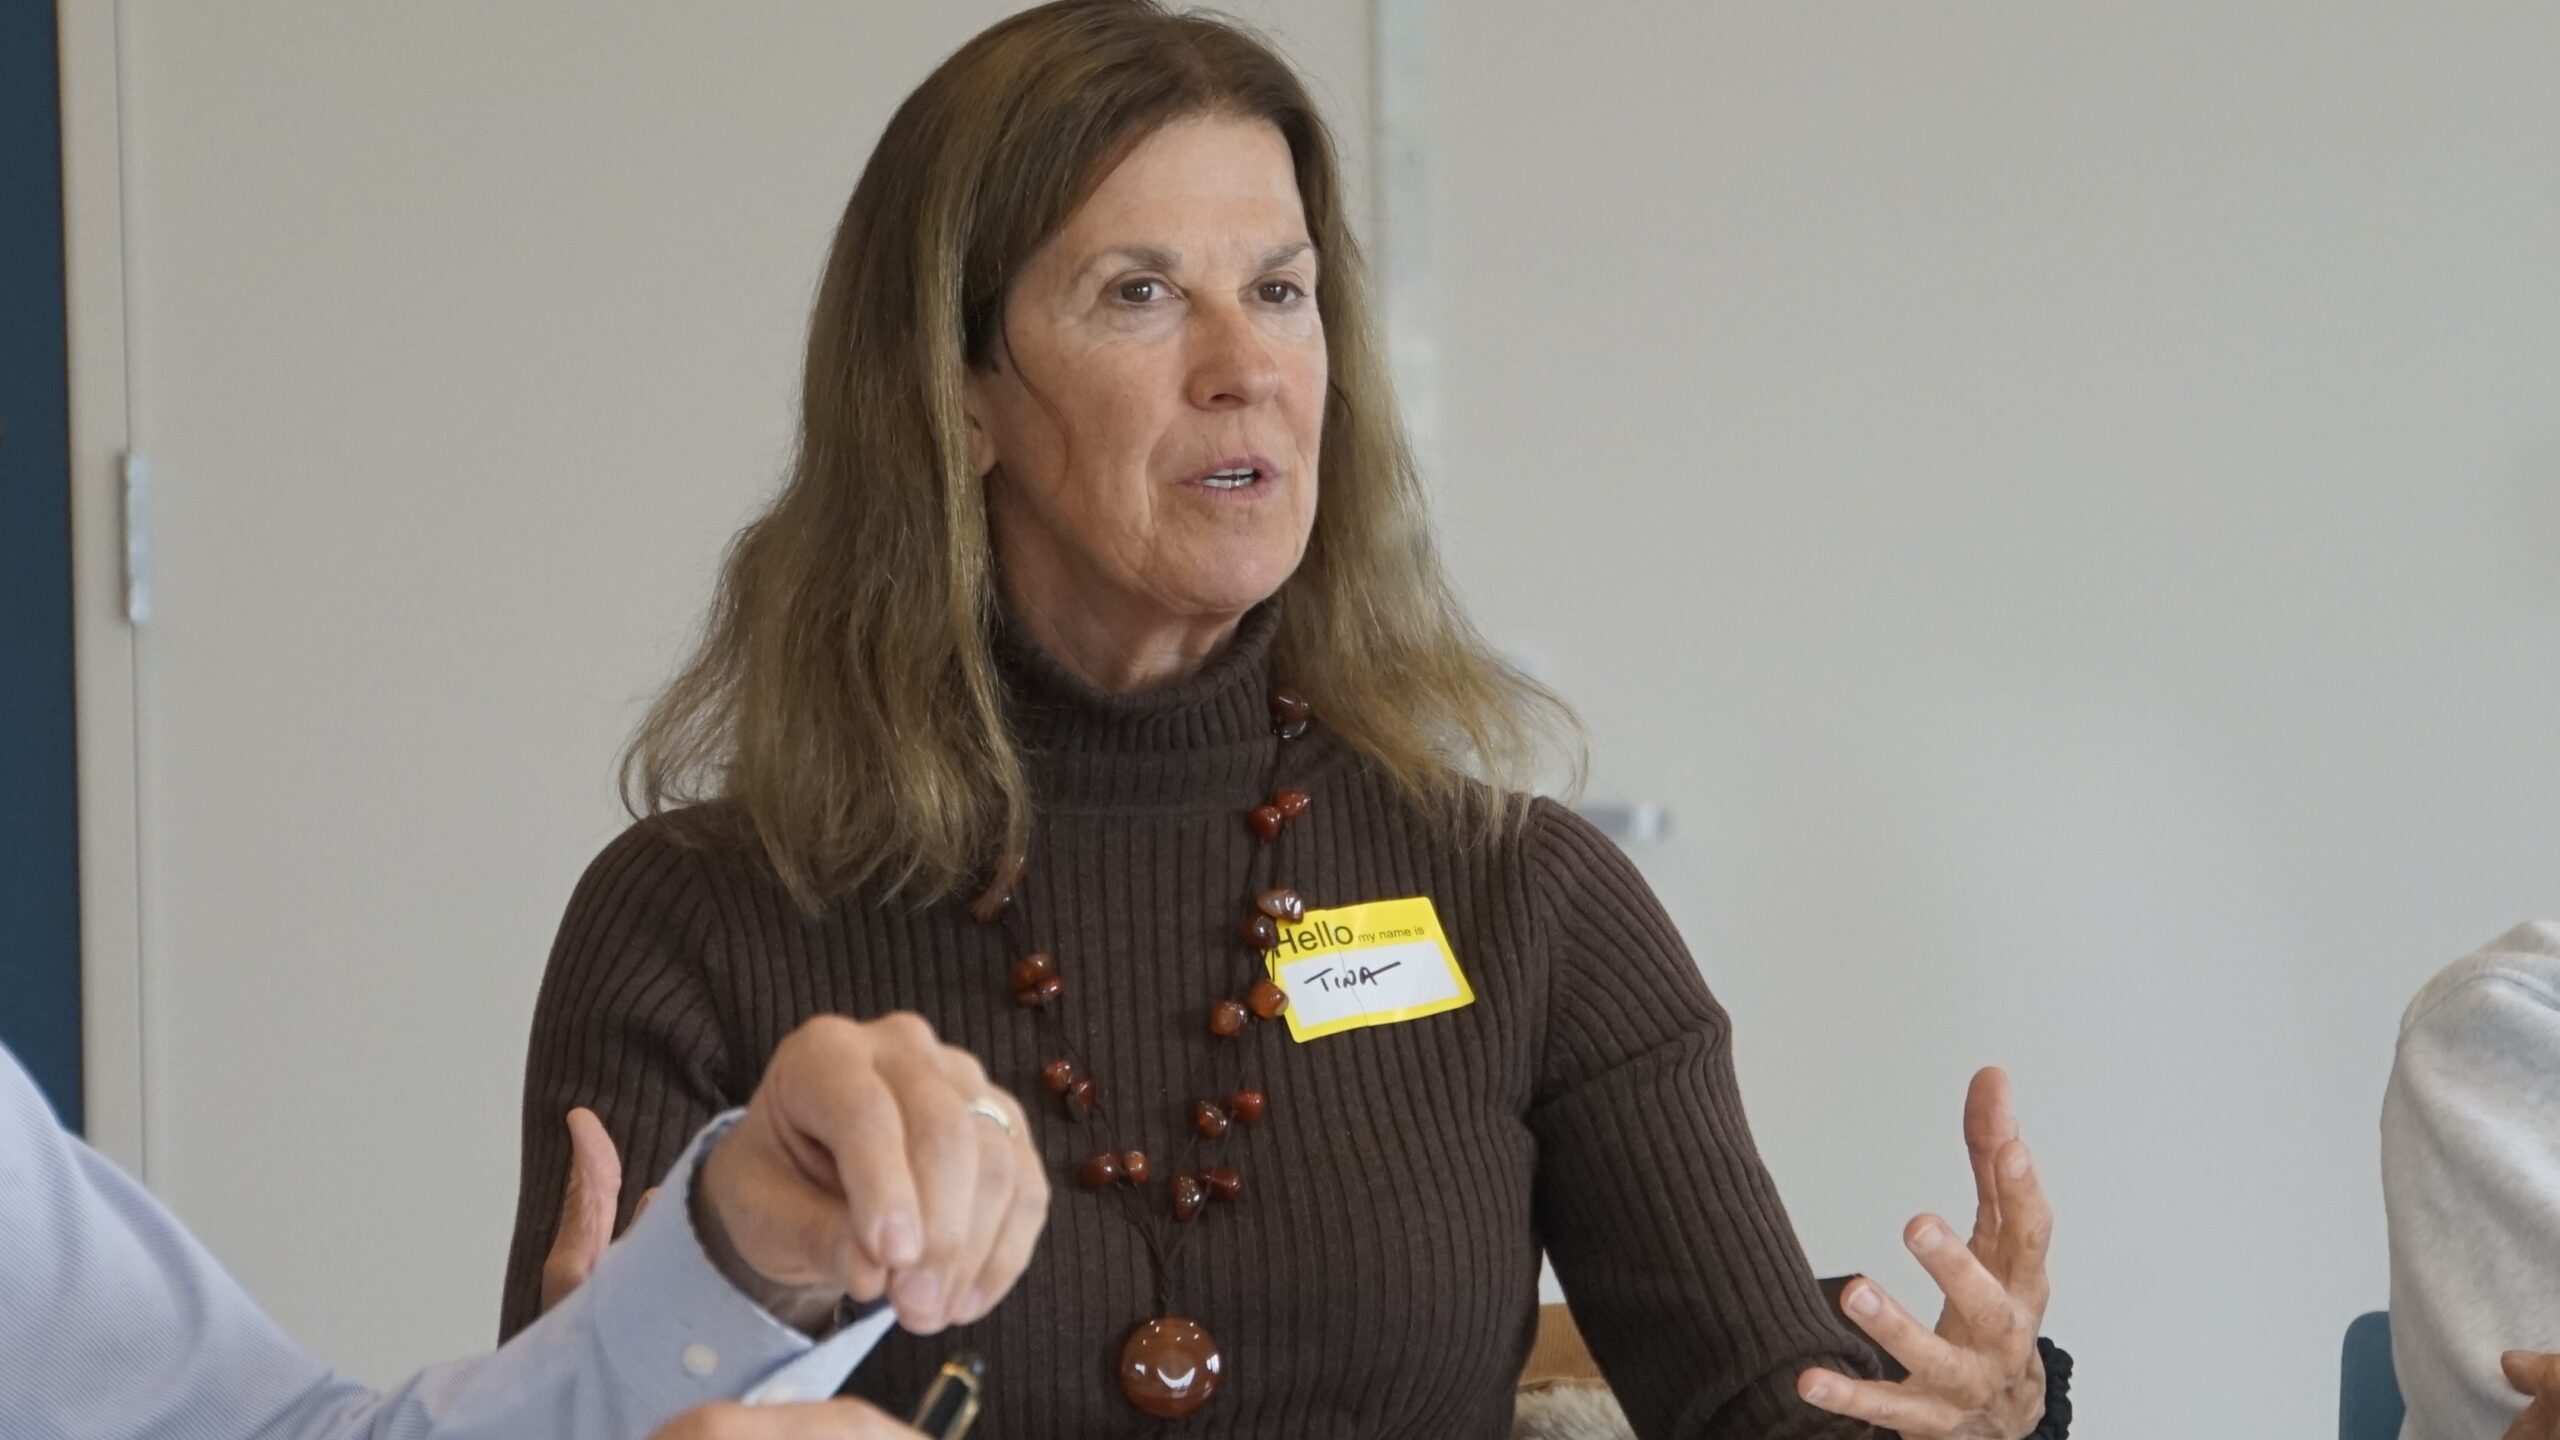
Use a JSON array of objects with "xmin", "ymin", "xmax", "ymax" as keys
[{"xmin": 1267, "ymin": 896, "xmax": 1474, "ymax": 1042}]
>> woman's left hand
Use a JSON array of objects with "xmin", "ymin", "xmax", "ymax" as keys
[
  {"xmin": 539, "ymin": 1107, "xmax": 657, "ymax": 1314},
  {"xmin": 1797, "ymin": 1067, "xmax": 2054, "ymax": 1439}
]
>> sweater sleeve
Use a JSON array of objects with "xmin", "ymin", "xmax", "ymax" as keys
[
  {"xmin": 499, "ymin": 820, "xmax": 739, "ymax": 1341},
  {"xmin": 1525, "ymin": 800, "xmax": 1881, "ymax": 1440},
  {"xmin": 2381, "ymin": 943, "xmax": 2560, "ymax": 1440}
]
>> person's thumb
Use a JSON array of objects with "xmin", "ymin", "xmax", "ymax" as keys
[
  {"xmin": 542, "ymin": 1107, "xmax": 624, "ymax": 1311},
  {"xmin": 2501, "ymin": 1350, "xmax": 2560, "ymax": 1397}
]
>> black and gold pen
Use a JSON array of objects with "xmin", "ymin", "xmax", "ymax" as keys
[{"xmin": 906, "ymin": 1351, "xmax": 987, "ymax": 1439}]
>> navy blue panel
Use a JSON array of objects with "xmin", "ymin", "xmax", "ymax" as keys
[{"xmin": 0, "ymin": 3, "xmax": 83, "ymax": 1131}]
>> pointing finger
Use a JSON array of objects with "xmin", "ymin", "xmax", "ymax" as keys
[
  {"xmin": 1993, "ymin": 1137, "xmax": 2053, "ymax": 1318},
  {"xmin": 1907, "ymin": 1214, "xmax": 2027, "ymax": 1366},
  {"xmin": 1962, "ymin": 1067, "xmax": 2016, "ymax": 1251}
]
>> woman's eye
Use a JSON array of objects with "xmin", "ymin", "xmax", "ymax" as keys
[
  {"xmin": 1257, "ymin": 281, "xmax": 1306, "ymax": 305},
  {"xmin": 1116, "ymin": 278, "xmax": 1166, "ymax": 304}
]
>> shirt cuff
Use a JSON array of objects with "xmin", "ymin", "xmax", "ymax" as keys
[{"xmin": 584, "ymin": 1111, "xmax": 892, "ymax": 1416}]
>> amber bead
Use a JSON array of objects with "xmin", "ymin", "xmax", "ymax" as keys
[
  {"xmin": 1009, "ymin": 953, "xmax": 1056, "ymax": 991},
  {"xmin": 1204, "ymin": 1165, "xmax": 1243, "ymax": 1203},
  {"xmin": 1040, "ymin": 1057, "xmax": 1080, "ymax": 1094},
  {"xmin": 1079, "ymin": 1151, "xmax": 1124, "ymax": 1190},
  {"xmin": 1209, "ymin": 999, "xmax": 1248, "ymax": 1037},
  {"xmin": 968, "ymin": 851, "xmax": 1027, "ymax": 924},
  {"xmin": 1169, "ymin": 1173, "xmax": 1206, "ymax": 1222},
  {"xmin": 1121, "ymin": 1149, "xmax": 1151, "ymax": 1184},
  {"xmin": 1269, "ymin": 689, "xmax": 1312, "ymax": 725},
  {"xmin": 1272, "ymin": 788, "xmax": 1312, "ymax": 820},
  {"xmin": 1247, "ymin": 979, "xmax": 1290, "ymax": 1020},
  {"xmin": 1247, "ymin": 805, "xmax": 1284, "ymax": 841},
  {"xmin": 1191, "ymin": 1100, "xmax": 1230, "ymax": 1140},
  {"xmin": 1255, "ymin": 887, "xmax": 1306, "ymax": 923},
  {"xmin": 1119, "ymin": 1316, "xmax": 1223, "ymax": 1419},
  {"xmin": 1276, "ymin": 717, "xmax": 1310, "ymax": 741},
  {"xmin": 1241, "ymin": 913, "xmax": 1279, "ymax": 951},
  {"xmin": 1227, "ymin": 1089, "xmax": 1266, "ymax": 1125},
  {"xmin": 1016, "ymin": 973, "xmax": 1065, "ymax": 1008},
  {"xmin": 1064, "ymin": 1076, "xmax": 1098, "ymax": 1118}
]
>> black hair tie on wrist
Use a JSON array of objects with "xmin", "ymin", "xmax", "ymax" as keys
[{"xmin": 2025, "ymin": 1336, "xmax": 2074, "ymax": 1439}]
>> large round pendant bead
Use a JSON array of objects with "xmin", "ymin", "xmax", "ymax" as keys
[
  {"xmin": 1272, "ymin": 788, "xmax": 1312, "ymax": 820},
  {"xmin": 1191, "ymin": 1100, "xmax": 1230, "ymax": 1140},
  {"xmin": 1227, "ymin": 1089, "xmax": 1266, "ymax": 1125},
  {"xmin": 1016, "ymin": 973, "xmax": 1065, "ymax": 1009},
  {"xmin": 1241, "ymin": 914, "xmax": 1279, "ymax": 951},
  {"xmin": 1121, "ymin": 1149, "xmax": 1151, "ymax": 1184},
  {"xmin": 1255, "ymin": 887, "xmax": 1306, "ymax": 923},
  {"xmin": 1118, "ymin": 1316, "xmax": 1223, "ymax": 1419},
  {"xmin": 1247, "ymin": 805, "xmax": 1284, "ymax": 841},
  {"xmin": 1041, "ymin": 1057, "xmax": 1080, "ymax": 1094},
  {"xmin": 1203, "ymin": 1165, "xmax": 1243, "ymax": 1203},
  {"xmin": 1247, "ymin": 979, "xmax": 1290, "ymax": 1020},
  {"xmin": 1269, "ymin": 690, "xmax": 1312, "ymax": 725},
  {"xmin": 1169, "ymin": 1173, "xmax": 1207, "ymax": 1223},
  {"xmin": 1209, "ymin": 999, "xmax": 1249, "ymax": 1038},
  {"xmin": 1276, "ymin": 717, "xmax": 1310, "ymax": 741},
  {"xmin": 1079, "ymin": 1152, "xmax": 1125, "ymax": 1190},
  {"xmin": 1010, "ymin": 953, "xmax": 1056, "ymax": 991}
]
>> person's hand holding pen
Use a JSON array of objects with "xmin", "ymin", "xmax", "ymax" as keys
[{"xmin": 544, "ymin": 1013, "xmax": 1051, "ymax": 1338}]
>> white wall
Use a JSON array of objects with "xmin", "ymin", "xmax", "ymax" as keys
[{"xmin": 1424, "ymin": 4, "xmax": 2560, "ymax": 1435}]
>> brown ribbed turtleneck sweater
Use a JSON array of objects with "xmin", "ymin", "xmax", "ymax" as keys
[{"xmin": 500, "ymin": 604, "xmax": 1883, "ymax": 1437}]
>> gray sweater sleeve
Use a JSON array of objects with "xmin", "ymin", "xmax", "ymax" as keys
[{"xmin": 2382, "ymin": 922, "xmax": 2560, "ymax": 1440}]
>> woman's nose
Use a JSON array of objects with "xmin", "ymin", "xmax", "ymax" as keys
[{"xmin": 1186, "ymin": 305, "xmax": 1282, "ymax": 410}]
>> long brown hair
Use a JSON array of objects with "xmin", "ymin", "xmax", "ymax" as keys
[{"xmin": 627, "ymin": 0, "xmax": 1580, "ymax": 909}]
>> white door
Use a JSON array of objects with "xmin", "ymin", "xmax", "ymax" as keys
[{"xmin": 78, "ymin": 0, "xmax": 1372, "ymax": 1383}]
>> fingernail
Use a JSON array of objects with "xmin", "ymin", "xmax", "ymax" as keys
[
  {"xmin": 1806, "ymin": 1379, "xmax": 1832, "ymax": 1403},
  {"xmin": 896, "ymin": 1269, "xmax": 943, "ymax": 1312},
  {"xmin": 2005, "ymin": 1144, "xmax": 2033, "ymax": 1180},
  {"xmin": 1847, "ymin": 1286, "xmax": 1881, "ymax": 1318},
  {"xmin": 1911, "ymin": 1223, "xmax": 1949, "ymax": 1252},
  {"xmin": 880, "ymin": 1216, "xmax": 923, "ymax": 1267}
]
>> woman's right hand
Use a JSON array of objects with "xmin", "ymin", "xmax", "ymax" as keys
[
  {"xmin": 695, "ymin": 1013, "xmax": 1050, "ymax": 1336},
  {"xmin": 652, "ymin": 1399, "xmax": 925, "ymax": 1439}
]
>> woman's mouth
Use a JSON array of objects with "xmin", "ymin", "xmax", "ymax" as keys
[{"xmin": 1181, "ymin": 454, "xmax": 1280, "ymax": 498}]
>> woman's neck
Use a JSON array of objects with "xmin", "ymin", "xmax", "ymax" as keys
[{"xmin": 1000, "ymin": 581, "xmax": 1246, "ymax": 695}]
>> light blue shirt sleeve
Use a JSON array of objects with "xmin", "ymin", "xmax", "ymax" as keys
[{"xmin": 0, "ymin": 1045, "xmax": 891, "ymax": 1440}]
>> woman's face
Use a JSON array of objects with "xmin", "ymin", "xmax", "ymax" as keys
[{"xmin": 967, "ymin": 115, "xmax": 1326, "ymax": 644}]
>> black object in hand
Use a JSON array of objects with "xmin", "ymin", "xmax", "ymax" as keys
[{"xmin": 907, "ymin": 1351, "xmax": 987, "ymax": 1439}]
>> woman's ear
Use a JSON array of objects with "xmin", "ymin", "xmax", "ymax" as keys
[{"xmin": 960, "ymin": 368, "xmax": 999, "ymax": 480}]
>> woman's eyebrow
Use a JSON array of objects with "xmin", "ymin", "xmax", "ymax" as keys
[
  {"xmin": 1077, "ymin": 240, "xmax": 1318, "ymax": 283},
  {"xmin": 1080, "ymin": 243, "xmax": 1183, "ymax": 282}
]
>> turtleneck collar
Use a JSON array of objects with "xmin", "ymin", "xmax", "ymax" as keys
[{"xmin": 993, "ymin": 599, "xmax": 1298, "ymax": 811}]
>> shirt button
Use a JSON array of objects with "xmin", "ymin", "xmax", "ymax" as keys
[
  {"xmin": 751, "ymin": 1383, "xmax": 806, "ymax": 1405},
  {"xmin": 682, "ymin": 1343, "xmax": 720, "ymax": 1377}
]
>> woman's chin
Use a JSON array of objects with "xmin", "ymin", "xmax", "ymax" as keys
[{"xmin": 1144, "ymin": 568, "xmax": 1294, "ymax": 628}]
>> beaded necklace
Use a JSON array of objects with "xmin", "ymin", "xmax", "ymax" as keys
[{"xmin": 971, "ymin": 687, "xmax": 1316, "ymax": 1420}]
